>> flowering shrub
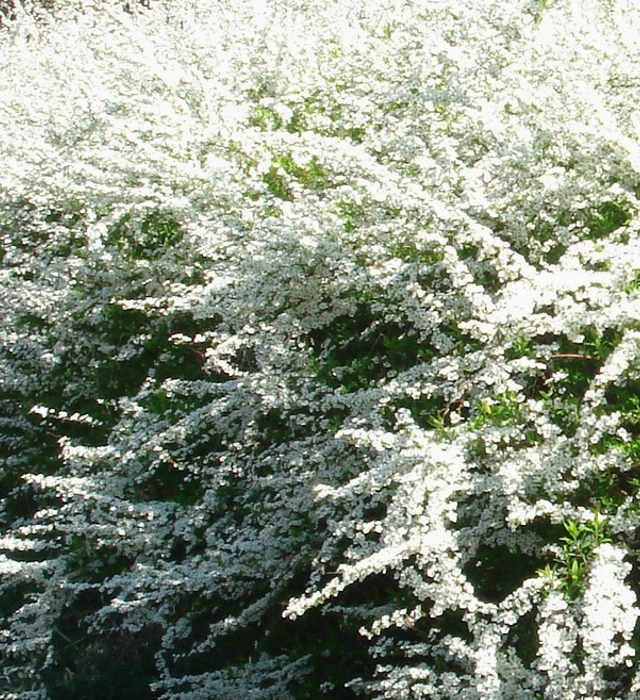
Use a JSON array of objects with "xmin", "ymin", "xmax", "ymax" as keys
[{"xmin": 4, "ymin": 0, "xmax": 640, "ymax": 698}]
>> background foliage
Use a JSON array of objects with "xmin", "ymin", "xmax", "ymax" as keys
[{"xmin": 4, "ymin": 1, "xmax": 640, "ymax": 698}]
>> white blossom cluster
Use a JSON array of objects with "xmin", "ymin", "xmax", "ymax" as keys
[{"xmin": 3, "ymin": 0, "xmax": 640, "ymax": 698}]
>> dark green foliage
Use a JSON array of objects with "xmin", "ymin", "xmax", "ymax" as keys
[
  {"xmin": 463, "ymin": 545, "xmax": 545, "ymax": 604},
  {"xmin": 263, "ymin": 154, "xmax": 329, "ymax": 200},
  {"xmin": 504, "ymin": 609, "xmax": 539, "ymax": 666},
  {"xmin": 539, "ymin": 515, "xmax": 611, "ymax": 599},
  {"xmin": 44, "ymin": 595, "xmax": 162, "ymax": 700},
  {"xmin": 280, "ymin": 609, "xmax": 375, "ymax": 699},
  {"xmin": 65, "ymin": 535, "xmax": 135, "ymax": 584},
  {"xmin": 133, "ymin": 460, "xmax": 205, "ymax": 506},
  {"xmin": 585, "ymin": 201, "xmax": 631, "ymax": 240},
  {"xmin": 386, "ymin": 395, "xmax": 447, "ymax": 431},
  {"xmin": 106, "ymin": 210, "xmax": 183, "ymax": 260},
  {"xmin": 570, "ymin": 468, "xmax": 640, "ymax": 512},
  {"xmin": 457, "ymin": 242, "xmax": 504, "ymax": 293},
  {"xmin": 309, "ymin": 304, "xmax": 437, "ymax": 392}
]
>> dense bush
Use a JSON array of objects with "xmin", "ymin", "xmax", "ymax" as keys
[{"xmin": 3, "ymin": 1, "xmax": 640, "ymax": 698}]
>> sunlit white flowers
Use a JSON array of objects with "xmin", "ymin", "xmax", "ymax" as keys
[{"xmin": 3, "ymin": 0, "xmax": 640, "ymax": 699}]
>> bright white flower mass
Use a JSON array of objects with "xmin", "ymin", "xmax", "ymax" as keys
[{"xmin": 3, "ymin": 0, "xmax": 640, "ymax": 698}]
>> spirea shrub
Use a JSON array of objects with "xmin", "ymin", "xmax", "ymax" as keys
[{"xmin": 4, "ymin": 0, "xmax": 640, "ymax": 698}]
